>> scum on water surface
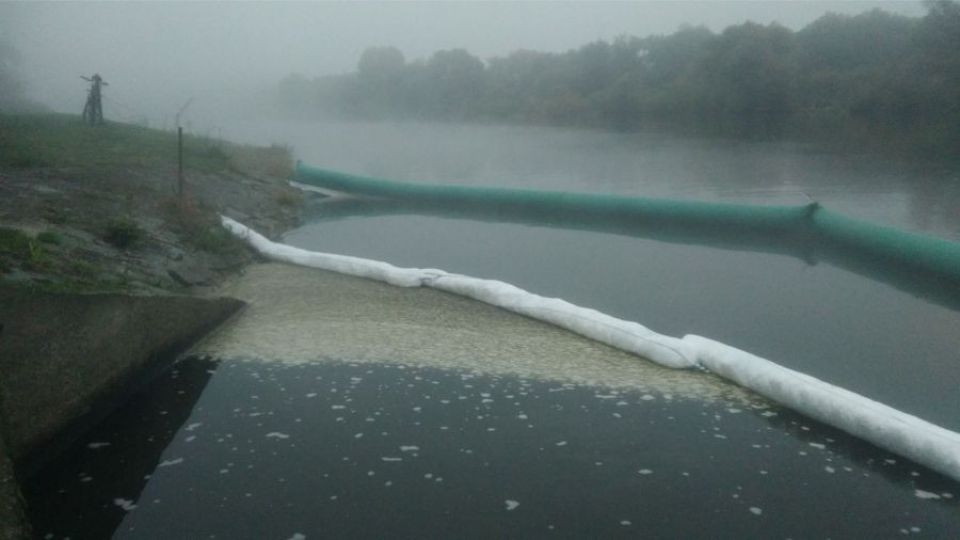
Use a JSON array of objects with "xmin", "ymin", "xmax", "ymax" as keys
[{"xmin": 194, "ymin": 263, "xmax": 757, "ymax": 404}]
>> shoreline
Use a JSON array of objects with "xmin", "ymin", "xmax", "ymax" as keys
[
  {"xmin": 0, "ymin": 114, "xmax": 310, "ymax": 539},
  {"xmin": 0, "ymin": 114, "xmax": 310, "ymax": 295}
]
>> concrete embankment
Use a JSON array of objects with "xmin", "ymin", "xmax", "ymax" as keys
[
  {"xmin": 0, "ymin": 288, "xmax": 244, "ymax": 539},
  {"xmin": 0, "ymin": 430, "xmax": 27, "ymax": 540}
]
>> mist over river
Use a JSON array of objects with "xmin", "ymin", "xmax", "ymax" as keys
[{"xmin": 223, "ymin": 120, "xmax": 960, "ymax": 241}]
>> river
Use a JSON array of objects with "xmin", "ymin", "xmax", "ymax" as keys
[
  {"xmin": 25, "ymin": 121, "xmax": 960, "ymax": 538},
  {"xmin": 224, "ymin": 119, "xmax": 960, "ymax": 240},
  {"xmin": 253, "ymin": 120, "xmax": 960, "ymax": 429}
]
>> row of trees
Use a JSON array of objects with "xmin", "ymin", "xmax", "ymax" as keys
[{"xmin": 276, "ymin": 1, "xmax": 960, "ymax": 156}]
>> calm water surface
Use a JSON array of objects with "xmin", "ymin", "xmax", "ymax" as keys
[
  {"xmin": 285, "ymin": 211, "xmax": 960, "ymax": 431},
  {"xmin": 26, "ymin": 358, "xmax": 960, "ymax": 539},
  {"xmin": 241, "ymin": 120, "xmax": 960, "ymax": 427},
  {"xmin": 224, "ymin": 120, "xmax": 960, "ymax": 240},
  {"xmin": 25, "ymin": 122, "xmax": 960, "ymax": 537}
]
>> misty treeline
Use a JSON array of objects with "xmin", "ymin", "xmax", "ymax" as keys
[{"xmin": 277, "ymin": 1, "xmax": 960, "ymax": 156}]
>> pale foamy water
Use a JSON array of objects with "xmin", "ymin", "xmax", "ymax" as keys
[{"xmin": 196, "ymin": 263, "xmax": 756, "ymax": 404}]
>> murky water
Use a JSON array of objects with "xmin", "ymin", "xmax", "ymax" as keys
[
  {"xmin": 193, "ymin": 264, "xmax": 752, "ymax": 403},
  {"xmin": 223, "ymin": 120, "xmax": 960, "ymax": 240},
  {"xmin": 25, "ymin": 123, "xmax": 960, "ymax": 537},
  {"xmin": 25, "ymin": 263, "xmax": 960, "ymax": 538},
  {"xmin": 285, "ymin": 211, "xmax": 960, "ymax": 431},
  {"xmin": 26, "ymin": 357, "xmax": 960, "ymax": 539},
  {"xmin": 237, "ymin": 121, "xmax": 960, "ymax": 427}
]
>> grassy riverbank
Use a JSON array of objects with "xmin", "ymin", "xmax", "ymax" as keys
[{"xmin": 0, "ymin": 113, "xmax": 307, "ymax": 294}]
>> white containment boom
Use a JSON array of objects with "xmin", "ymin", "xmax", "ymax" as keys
[
  {"xmin": 684, "ymin": 334, "xmax": 960, "ymax": 482},
  {"xmin": 221, "ymin": 216, "xmax": 960, "ymax": 482}
]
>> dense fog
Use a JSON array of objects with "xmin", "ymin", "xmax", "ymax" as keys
[{"xmin": 0, "ymin": 1, "xmax": 926, "ymax": 131}]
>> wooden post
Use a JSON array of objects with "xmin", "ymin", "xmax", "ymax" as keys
[{"xmin": 178, "ymin": 126, "xmax": 184, "ymax": 198}]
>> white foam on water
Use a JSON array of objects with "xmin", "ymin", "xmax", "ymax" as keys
[
  {"xmin": 428, "ymin": 274, "xmax": 697, "ymax": 369},
  {"xmin": 113, "ymin": 498, "xmax": 137, "ymax": 511},
  {"xmin": 914, "ymin": 489, "xmax": 942, "ymax": 500},
  {"xmin": 220, "ymin": 218, "xmax": 960, "ymax": 482}
]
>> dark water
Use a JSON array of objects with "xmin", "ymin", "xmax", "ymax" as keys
[
  {"xmin": 26, "ymin": 357, "xmax": 960, "ymax": 539},
  {"xmin": 27, "ymin": 122, "xmax": 960, "ymax": 537},
  {"xmin": 285, "ymin": 211, "xmax": 960, "ymax": 432},
  {"xmin": 25, "ymin": 357, "xmax": 219, "ymax": 539}
]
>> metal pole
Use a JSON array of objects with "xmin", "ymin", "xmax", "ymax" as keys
[
  {"xmin": 178, "ymin": 126, "xmax": 184, "ymax": 197},
  {"xmin": 174, "ymin": 98, "xmax": 192, "ymax": 200}
]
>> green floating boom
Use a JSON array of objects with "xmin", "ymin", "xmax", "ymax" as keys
[
  {"xmin": 295, "ymin": 163, "xmax": 960, "ymax": 286},
  {"xmin": 297, "ymin": 163, "xmax": 812, "ymax": 232},
  {"xmin": 812, "ymin": 208, "xmax": 960, "ymax": 282}
]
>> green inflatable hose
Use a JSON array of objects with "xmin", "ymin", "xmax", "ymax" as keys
[{"xmin": 295, "ymin": 163, "xmax": 960, "ymax": 286}]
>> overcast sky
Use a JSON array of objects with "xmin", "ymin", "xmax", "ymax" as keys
[{"xmin": 1, "ymin": 1, "xmax": 927, "ymax": 128}]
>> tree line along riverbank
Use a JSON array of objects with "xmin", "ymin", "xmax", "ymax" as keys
[{"xmin": 275, "ymin": 1, "xmax": 960, "ymax": 159}]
